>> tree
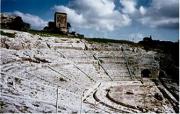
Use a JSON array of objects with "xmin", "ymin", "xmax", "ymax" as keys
[{"xmin": 67, "ymin": 22, "xmax": 71, "ymax": 33}]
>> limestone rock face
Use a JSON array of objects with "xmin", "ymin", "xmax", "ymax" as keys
[
  {"xmin": 0, "ymin": 29, "xmax": 176, "ymax": 113},
  {"xmin": 0, "ymin": 13, "xmax": 30, "ymax": 31}
]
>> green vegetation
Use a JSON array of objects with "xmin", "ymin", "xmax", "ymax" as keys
[
  {"xmin": 28, "ymin": 29, "xmax": 137, "ymax": 44},
  {"xmin": 1, "ymin": 29, "xmax": 139, "ymax": 47},
  {"xmin": 85, "ymin": 37, "xmax": 134, "ymax": 44},
  {"xmin": 0, "ymin": 31, "xmax": 16, "ymax": 38},
  {"xmin": 28, "ymin": 29, "xmax": 72, "ymax": 38}
]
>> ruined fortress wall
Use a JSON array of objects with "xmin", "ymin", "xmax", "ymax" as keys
[{"xmin": 54, "ymin": 12, "xmax": 67, "ymax": 33}]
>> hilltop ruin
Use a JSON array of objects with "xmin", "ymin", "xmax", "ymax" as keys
[{"xmin": 43, "ymin": 12, "xmax": 68, "ymax": 34}]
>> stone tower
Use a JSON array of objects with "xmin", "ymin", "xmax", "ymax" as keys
[{"xmin": 54, "ymin": 12, "xmax": 67, "ymax": 33}]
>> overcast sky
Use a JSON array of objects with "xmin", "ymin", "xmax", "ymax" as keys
[{"xmin": 2, "ymin": 0, "xmax": 179, "ymax": 42}]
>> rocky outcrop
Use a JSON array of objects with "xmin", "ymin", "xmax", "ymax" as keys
[{"xmin": 0, "ymin": 13, "xmax": 30, "ymax": 31}]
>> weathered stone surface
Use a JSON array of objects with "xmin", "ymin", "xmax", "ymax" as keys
[{"xmin": 0, "ymin": 29, "xmax": 177, "ymax": 113}]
